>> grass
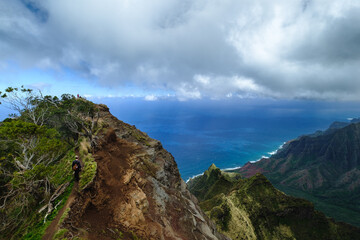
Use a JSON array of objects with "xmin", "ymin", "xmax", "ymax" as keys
[
  {"xmin": 22, "ymin": 137, "xmax": 97, "ymax": 239},
  {"xmin": 115, "ymin": 228, "xmax": 123, "ymax": 239},
  {"xmin": 188, "ymin": 165, "xmax": 360, "ymax": 240},
  {"xmin": 188, "ymin": 164, "xmax": 237, "ymax": 201},
  {"xmin": 131, "ymin": 231, "xmax": 141, "ymax": 240},
  {"xmin": 274, "ymin": 184, "xmax": 360, "ymax": 227},
  {"xmin": 58, "ymin": 207, "xmax": 70, "ymax": 227},
  {"xmin": 124, "ymin": 125, "xmax": 151, "ymax": 146},
  {"xmin": 52, "ymin": 207, "xmax": 71, "ymax": 240},
  {"xmin": 139, "ymin": 158, "xmax": 159, "ymax": 177},
  {"xmin": 10, "ymin": 150, "xmax": 75, "ymax": 239},
  {"xmin": 78, "ymin": 137, "xmax": 97, "ymax": 190},
  {"xmin": 19, "ymin": 163, "xmax": 74, "ymax": 240},
  {"xmin": 209, "ymin": 201, "xmax": 231, "ymax": 231},
  {"xmin": 53, "ymin": 229, "xmax": 68, "ymax": 240}
]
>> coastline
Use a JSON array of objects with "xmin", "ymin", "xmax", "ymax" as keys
[{"xmin": 185, "ymin": 142, "xmax": 286, "ymax": 183}]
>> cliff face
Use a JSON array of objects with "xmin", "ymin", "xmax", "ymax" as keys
[
  {"xmin": 188, "ymin": 165, "xmax": 360, "ymax": 240},
  {"xmin": 61, "ymin": 104, "xmax": 228, "ymax": 240},
  {"xmin": 236, "ymin": 122, "xmax": 360, "ymax": 227}
]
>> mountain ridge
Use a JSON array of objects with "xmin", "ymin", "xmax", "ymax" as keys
[
  {"xmin": 58, "ymin": 103, "xmax": 229, "ymax": 239},
  {"xmin": 0, "ymin": 94, "xmax": 229, "ymax": 240},
  {"xmin": 188, "ymin": 164, "xmax": 360, "ymax": 240},
  {"xmin": 2, "ymin": 92, "xmax": 359, "ymax": 239},
  {"xmin": 234, "ymin": 120, "xmax": 360, "ymax": 227}
]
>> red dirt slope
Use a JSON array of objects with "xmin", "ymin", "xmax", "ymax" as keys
[{"xmin": 60, "ymin": 104, "xmax": 228, "ymax": 240}]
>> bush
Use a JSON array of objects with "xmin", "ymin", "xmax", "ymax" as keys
[
  {"xmin": 78, "ymin": 138, "xmax": 97, "ymax": 190},
  {"xmin": 53, "ymin": 228, "xmax": 68, "ymax": 240}
]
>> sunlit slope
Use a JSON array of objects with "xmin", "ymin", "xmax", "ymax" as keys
[{"xmin": 188, "ymin": 165, "xmax": 360, "ymax": 240}]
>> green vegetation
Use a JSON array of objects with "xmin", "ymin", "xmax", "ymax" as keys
[
  {"xmin": 131, "ymin": 231, "xmax": 141, "ymax": 240},
  {"xmin": 188, "ymin": 165, "xmax": 360, "ymax": 240},
  {"xmin": 139, "ymin": 158, "xmax": 160, "ymax": 178},
  {"xmin": 53, "ymin": 228, "xmax": 68, "ymax": 240},
  {"xmin": 209, "ymin": 200, "xmax": 231, "ymax": 231},
  {"xmin": 187, "ymin": 164, "xmax": 240, "ymax": 201},
  {"xmin": 18, "ymin": 177, "xmax": 73, "ymax": 240},
  {"xmin": 0, "ymin": 87, "xmax": 101, "ymax": 239},
  {"xmin": 275, "ymin": 184, "xmax": 360, "ymax": 228},
  {"xmin": 125, "ymin": 124, "xmax": 150, "ymax": 146},
  {"xmin": 115, "ymin": 228, "xmax": 123, "ymax": 239},
  {"xmin": 78, "ymin": 138, "xmax": 97, "ymax": 190},
  {"xmin": 239, "ymin": 122, "xmax": 360, "ymax": 227},
  {"xmin": 57, "ymin": 207, "xmax": 71, "ymax": 230}
]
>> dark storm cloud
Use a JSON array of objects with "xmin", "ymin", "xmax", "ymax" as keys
[
  {"xmin": 290, "ymin": 8, "xmax": 360, "ymax": 63},
  {"xmin": 1, "ymin": 0, "xmax": 360, "ymax": 100},
  {"xmin": 20, "ymin": 0, "xmax": 49, "ymax": 22}
]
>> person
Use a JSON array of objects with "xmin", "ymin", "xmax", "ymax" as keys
[{"xmin": 72, "ymin": 155, "xmax": 82, "ymax": 181}]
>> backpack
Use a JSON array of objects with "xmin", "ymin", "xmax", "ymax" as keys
[{"xmin": 73, "ymin": 163, "xmax": 78, "ymax": 171}]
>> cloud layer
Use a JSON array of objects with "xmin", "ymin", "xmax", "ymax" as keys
[{"xmin": 1, "ymin": 0, "xmax": 360, "ymax": 100}]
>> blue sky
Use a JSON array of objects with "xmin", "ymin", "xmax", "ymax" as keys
[
  {"xmin": 1, "ymin": 0, "xmax": 360, "ymax": 101},
  {"xmin": 0, "ymin": 63, "xmax": 168, "ymax": 99}
]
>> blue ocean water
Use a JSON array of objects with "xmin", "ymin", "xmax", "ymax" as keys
[
  {"xmin": 1, "ymin": 98, "xmax": 360, "ymax": 181},
  {"xmin": 95, "ymin": 98, "xmax": 360, "ymax": 181}
]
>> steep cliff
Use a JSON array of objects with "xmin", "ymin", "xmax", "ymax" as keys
[
  {"xmin": 188, "ymin": 165, "xmax": 360, "ymax": 240},
  {"xmin": 235, "ymin": 122, "xmax": 360, "ymax": 227},
  {"xmin": 56, "ymin": 104, "xmax": 228, "ymax": 240}
]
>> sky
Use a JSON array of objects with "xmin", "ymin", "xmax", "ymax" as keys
[{"xmin": 1, "ymin": 0, "xmax": 360, "ymax": 101}]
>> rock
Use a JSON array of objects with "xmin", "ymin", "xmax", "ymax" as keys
[{"xmin": 61, "ymin": 104, "xmax": 228, "ymax": 239}]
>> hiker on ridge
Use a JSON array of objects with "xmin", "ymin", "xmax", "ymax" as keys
[{"xmin": 72, "ymin": 155, "xmax": 82, "ymax": 182}]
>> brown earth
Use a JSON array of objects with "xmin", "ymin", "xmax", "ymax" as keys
[
  {"xmin": 236, "ymin": 161, "xmax": 267, "ymax": 178},
  {"xmin": 42, "ymin": 182, "xmax": 77, "ymax": 240},
  {"xmin": 60, "ymin": 104, "xmax": 228, "ymax": 240},
  {"xmin": 43, "ymin": 155, "xmax": 84, "ymax": 240}
]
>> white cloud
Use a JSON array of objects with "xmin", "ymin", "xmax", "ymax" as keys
[
  {"xmin": 27, "ymin": 82, "xmax": 52, "ymax": 91},
  {"xmin": 233, "ymin": 77, "xmax": 262, "ymax": 92},
  {"xmin": 194, "ymin": 74, "xmax": 210, "ymax": 85},
  {"xmin": 177, "ymin": 83, "xmax": 202, "ymax": 101},
  {"xmin": 144, "ymin": 95, "xmax": 158, "ymax": 101},
  {"xmin": 1, "ymin": 0, "xmax": 360, "ymax": 100}
]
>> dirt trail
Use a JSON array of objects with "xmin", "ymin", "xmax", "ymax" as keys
[
  {"xmin": 42, "ymin": 156, "xmax": 82, "ymax": 240},
  {"xmin": 78, "ymin": 134, "xmax": 141, "ymax": 239},
  {"xmin": 59, "ymin": 122, "xmax": 228, "ymax": 239},
  {"xmin": 61, "ymin": 130, "xmax": 148, "ymax": 239},
  {"xmin": 42, "ymin": 182, "xmax": 77, "ymax": 240}
]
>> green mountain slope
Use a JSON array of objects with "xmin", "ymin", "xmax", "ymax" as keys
[
  {"xmin": 0, "ymin": 89, "xmax": 228, "ymax": 239},
  {"xmin": 0, "ymin": 89, "xmax": 101, "ymax": 239},
  {"xmin": 188, "ymin": 164, "xmax": 360, "ymax": 240},
  {"xmin": 236, "ymin": 122, "xmax": 360, "ymax": 226}
]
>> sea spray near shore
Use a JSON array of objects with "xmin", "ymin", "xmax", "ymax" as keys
[
  {"xmin": 186, "ymin": 173, "xmax": 204, "ymax": 183},
  {"xmin": 250, "ymin": 142, "xmax": 286, "ymax": 163},
  {"xmin": 268, "ymin": 142, "xmax": 287, "ymax": 156},
  {"xmin": 186, "ymin": 142, "xmax": 288, "ymax": 182},
  {"xmin": 250, "ymin": 156, "xmax": 268, "ymax": 163}
]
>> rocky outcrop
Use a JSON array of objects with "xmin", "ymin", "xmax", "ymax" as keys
[{"xmin": 61, "ymin": 104, "xmax": 228, "ymax": 239}]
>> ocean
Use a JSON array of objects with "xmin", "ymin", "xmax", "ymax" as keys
[
  {"xmin": 95, "ymin": 98, "xmax": 360, "ymax": 181},
  {"xmin": 1, "ymin": 98, "xmax": 360, "ymax": 181}
]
